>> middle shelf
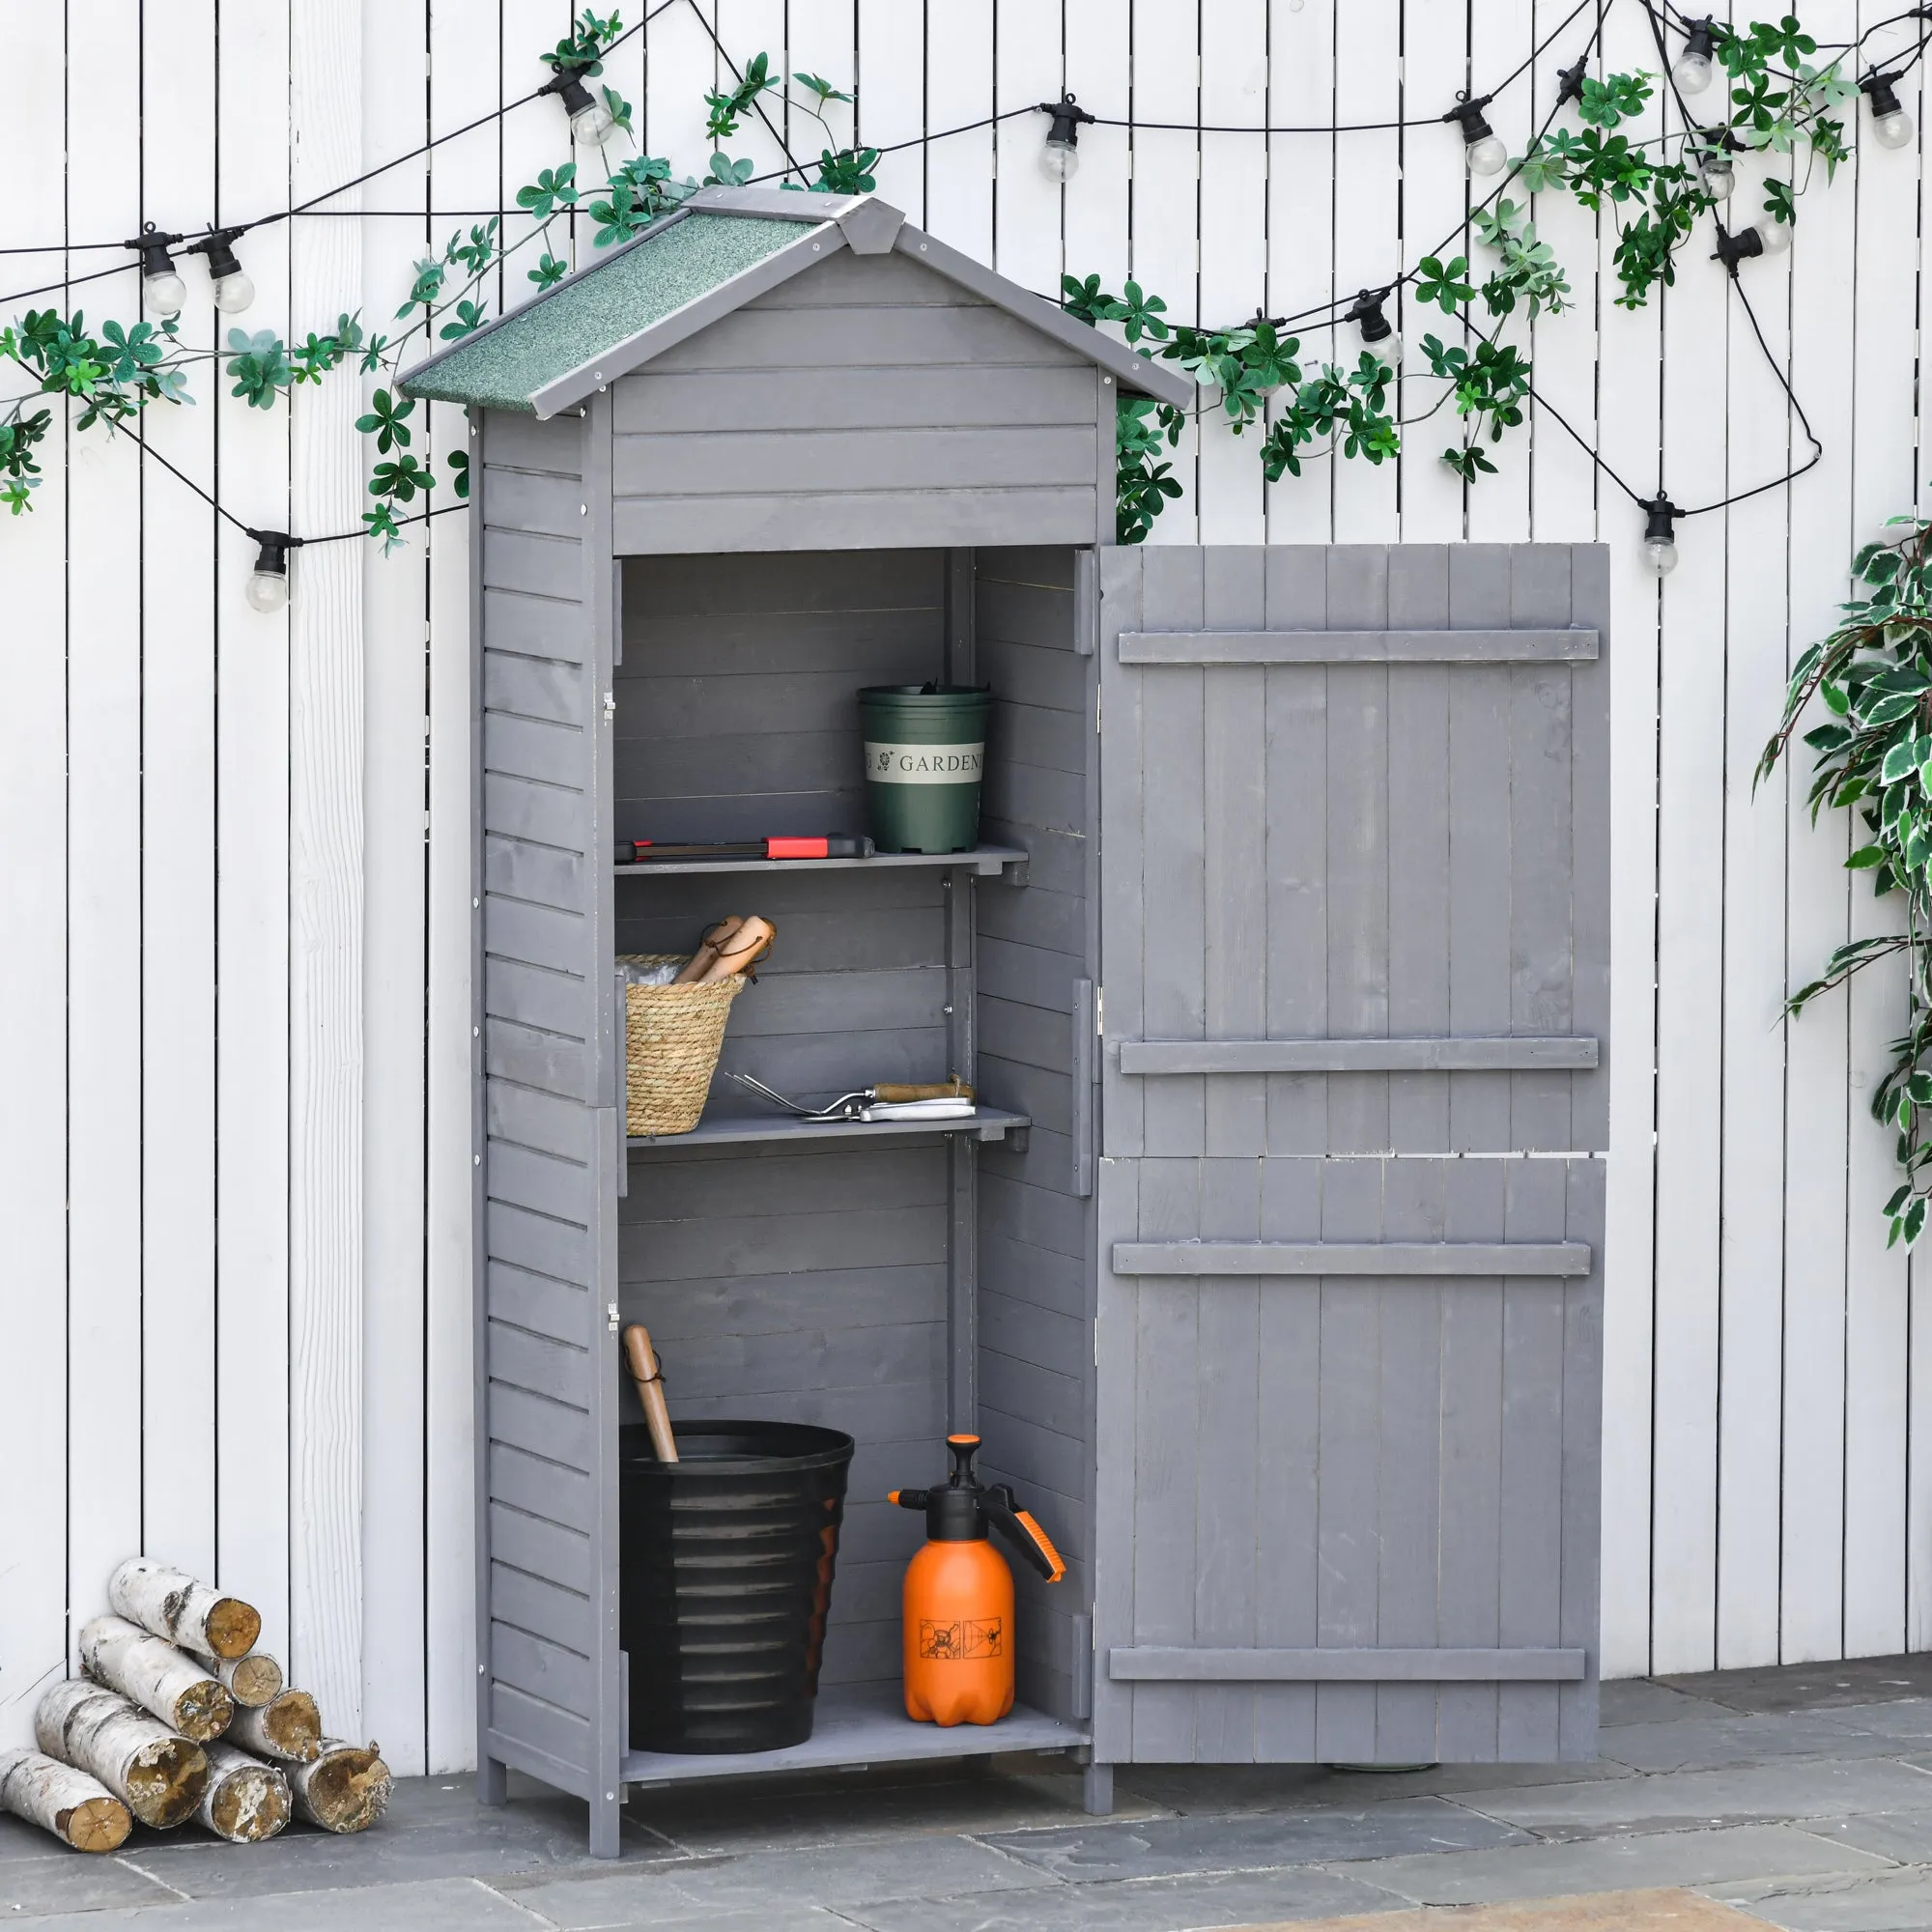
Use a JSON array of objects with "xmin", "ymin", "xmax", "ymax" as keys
[{"xmin": 628, "ymin": 1105, "xmax": 1031, "ymax": 1152}]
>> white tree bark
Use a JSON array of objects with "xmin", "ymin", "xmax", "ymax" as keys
[
  {"xmin": 226, "ymin": 1690, "xmax": 322, "ymax": 1763},
  {"xmin": 0, "ymin": 1748, "xmax": 131, "ymax": 1853},
  {"xmin": 289, "ymin": 1740, "xmax": 391, "ymax": 1833},
  {"xmin": 79, "ymin": 1616, "xmax": 234, "ymax": 1742},
  {"xmin": 213, "ymin": 1651, "xmax": 284, "ymax": 1708},
  {"xmin": 107, "ymin": 1558, "xmax": 262, "ymax": 1662},
  {"xmin": 196, "ymin": 1743, "xmax": 291, "ymax": 1843},
  {"xmin": 34, "ymin": 1681, "xmax": 208, "ymax": 1829}
]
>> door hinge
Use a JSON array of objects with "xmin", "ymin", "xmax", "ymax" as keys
[
  {"xmin": 1094, "ymin": 987, "xmax": 1104, "ymax": 1037},
  {"xmin": 1095, "ymin": 684, "xmax": 1102, "ymax": 735}
]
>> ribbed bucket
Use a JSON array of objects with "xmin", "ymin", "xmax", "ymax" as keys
[
  {"xmin": 858, "ymin": 684, "xmax": 991, "ymax": 854},
  {"xmin": 619, "ymin": 1420, "xmax": 854, "ymax": 1754}
]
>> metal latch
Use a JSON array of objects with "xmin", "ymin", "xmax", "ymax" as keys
[
  {"xmin": 607, "ymin": 1300, "xmax": 620, "ymax": 1333},
  {"xmin": 603, "ymin": 691, "xmax": 616, "ymax": 724}
]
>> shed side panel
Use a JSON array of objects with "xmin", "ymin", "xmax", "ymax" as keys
[
  {"xmin": 477, "ymin": 410, "xmax": 604, "ymax": 1794},
  {"xmin": 973, "ymin": 546, "xmax": 1095, "ymax": 1721},
  {"xmin": 611, "ymin": 251, "xmax": 1107, "ymax": 554}
]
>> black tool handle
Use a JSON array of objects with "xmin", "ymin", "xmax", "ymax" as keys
[{"xmin": 986, "ymin": 1485, "xmax": 1067, "ymax": 1581}]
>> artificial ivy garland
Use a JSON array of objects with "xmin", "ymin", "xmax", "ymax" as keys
[{"xmin": 0, "ymin": 11, "xmax": 880, "ymax": 543}]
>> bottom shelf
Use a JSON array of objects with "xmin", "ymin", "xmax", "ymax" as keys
[{"xmin": 619, "ymin": 1682, "xmax": 1088, "ymax": 1788}]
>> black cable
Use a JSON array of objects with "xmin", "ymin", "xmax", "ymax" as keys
[
  {"xmin": 738, "ymin": 104, "xmax": 1039, "ymax": 188},
  {"xmin": 679, "ymin": 0, "xmax": 809, "ymax": 180}
]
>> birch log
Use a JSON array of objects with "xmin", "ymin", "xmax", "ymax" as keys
[
  {"xmin": 289, "ymin": 1740, "xmax": 391, "ymax": 1833},
  {"xmin": 0, "ymin": 1748, "xmax": 131, "ymax": 1852},
  {"xmin": 196, "ymin": 1743, "xmax": 291, "ymax": 1843},
  {"xmin": 107, "ymin": 1557, "xmax": 262, "ymax": 1661},
  {"xmin": 226, "ymin": 1690, "xmax": 323, "ymax": 1763},
  {"xmin": 79, "ymin": 1616, "xmax": 234, "ymax": 1742},
  {"xmin": 213, "ymin": 1651, "xmax": 284, "ymax": 1708},
  {"xmin": 35, "ymin": 1681, "xmax": 208, "ymax": 1829}
]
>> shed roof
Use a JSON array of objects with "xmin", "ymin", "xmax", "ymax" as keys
[{"xmin": 401, "ymin": 185, "xmax": 1194, "ymax": 418}]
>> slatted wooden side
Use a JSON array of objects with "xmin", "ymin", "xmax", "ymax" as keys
[
  {"xmin": 609, "ymin": 249, "xmax": 1106, "ymax": 554},
  {"xmin": 973, "ymin": 546, "xmax": 1095, "ymax": 1719},
  {"xmin": 476, "ymin": 407, "xmax": 617, "ymax": 1813},
  {"xmin": 1094, "ymin": 542, "xmax": 1606, "ymax": 1767}
]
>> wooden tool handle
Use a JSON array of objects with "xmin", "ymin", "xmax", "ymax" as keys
[
  {"xmin": 621, "ymin": 1324, "xmax": 679, "ymax": 1463},
  {"xmin": 874, "ymin": 1080, "xmax": 975, "ymax": 1103},
  {"xmin": 672, "ymin": 916, "xmax": 743, "ymax": 985},
  {"xmin": 698, "ymin": 914, "xmax": 776, "ymax": 982}
]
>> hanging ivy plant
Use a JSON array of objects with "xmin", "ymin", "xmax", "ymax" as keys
[
  {"xmin": 1068, "ymin": 5, "xmax": 1871, "ymax": 541},
  {"xmin": 1760, "ymin": 517, "xmax": 1932, "ymax": 1247}
]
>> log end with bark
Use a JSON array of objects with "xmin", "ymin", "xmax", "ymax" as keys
[
  {"xmin": 107, "ymin": 1557, "xmax": 262, "ymax": 1662},
  {"xmin": 197, "ymin": 1744, "xmax": 290, "ymax": 1844},
  {"xmin": 290, "ymin": 1742, "xmax": 392, "ymax": 1834},
  {"xmin": 215, "ymin": 1652, "xmax": 284, "ymax": 1708},
  {"xmin": 78, "ymin": 1615, "xmax": 235, "ymax": 1743},
  {"xmin": 228, "ymin": 1690, "xmax": 323, "ymax": 1764},
  {"xmin": 35, "ymin": 1681, "xmax": 209, "ymax": 1831},
  {"xmin": 0, "ymin": 1749, "xmax": 132, "ymax": 1853}
]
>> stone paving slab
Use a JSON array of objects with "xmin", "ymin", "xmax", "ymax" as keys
[
  {"xmin": 1229, "ymin": 1888, "xmax": 1764, "ymax": 1930},
  {"xmin": 978, "ymin": 1802, "xmax": 1528, "ymax": 1883},
  {"xmin": 3, "ymin": 1874, "xmax": 542, "ymax": 1929},
  {"xmin": 1704, "ymin": 1866, "xmax": 1932, "ymax": 1930},
  {"xmin": 1596, "ymin": 1716, "xmax": 1901, "ymax": 1776},
  {"xmin": 1795, "ymin": 1805, "xmax": 1932, "ymax": 1864},
  {"xmin": 842, "ymin": 1865, "xmax": 1405, "ymax": 1932},
  {"xmin": 1445, "ymin": 1757, "xmax": 1932, "ymax": 1839},
  {"xmin": 1604, "ymin": 1683, "xmax": 1739, "ymax": 1724},
  {"xmin": 1317, "ymin": 1823, "xmax": 1893, "ymax": 1908},
  {"xmin": 1111, "ymin": 1760, "xmax": 1632, "ymax": 1818},
  {"xmin": 1823, "ymin": 1701, "xmax": 1932, "ymax": 1745},
  {"xmin": 497, "ymin": 1835, "xmax": 1057, "ymax": 1928},
  {"xmin": 1660, "ymin": 1657, "xmax": 1932, "ymax": 1717},
  {"xmin": 0, "ymin": 1855, "xmax": 184, "ymax": 1918}
]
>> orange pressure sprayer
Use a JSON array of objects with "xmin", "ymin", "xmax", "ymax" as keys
[{"xmin": 890, "ymin": 1435, "xmax": 1066, "ymax": 1725}]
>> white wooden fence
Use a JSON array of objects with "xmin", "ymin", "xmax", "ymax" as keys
[{"xmin": 1, "ymin": 0, "xmax": 1925, "ymax": 1774}]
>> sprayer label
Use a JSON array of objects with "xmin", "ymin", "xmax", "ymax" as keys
[
  {"xmin": 919, "ymin": 1617, "xmax": 1004, "ymax": 1661},
  {"xmin": 864, "ymin": 742, "xmax": 984, "ymax": 784}
]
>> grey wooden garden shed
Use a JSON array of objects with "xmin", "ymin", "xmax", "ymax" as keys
[{"xmin": 404, "ymin": 184, "xmax": 1611, "ymax": 1857}]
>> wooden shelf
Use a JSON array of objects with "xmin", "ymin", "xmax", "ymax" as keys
[
  {"xmin": 619, "ymin": 1683, "xmax": 1087, "ymax": 1789},
  {"xmin": 614, "ymin": 844, "xmax": 1028, "ymax": 881},
  {"xmin": 629, "ymin": 1106, "xmax": 1030, "ymax": 1151}
]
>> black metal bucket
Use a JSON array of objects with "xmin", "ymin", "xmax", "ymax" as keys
[{"xmin": 619, "ymin": 1420, "xmax": 854, "ymax": 1754}]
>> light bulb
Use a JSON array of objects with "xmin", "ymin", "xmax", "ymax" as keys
[
  {"xmin": 1674, "ymin": 18, "xmax": 1717, "ymax": 96},
  {"xmin": 1756, "ymin": 218, "xmax": 1792, "ymax": 256},
  {"xmin": 1874, "ymin": 104, "xmax": 1916, "ymax": 150},
  {"xmin": 143, "ymin": 269, "xmax": 186, "ymax": 314},
  {"xmin": 245, "ymin": 533, "xmax": 295, "ymax": 612},
  {"xmin": 194, "ymin": 230, "xmax": 254, "ymax": 314},
  {"xmin": 1698, "ymin": 153, "xmax": 1735, "ymax": 199},
  {"xmin": 1642, "ymin": 497, "xmax": 1681, "ymax": 576},
  {"xmin": 1345, "ymin": 288, "xmax": 1399, "ymax": 371},
  {"xmin": 213, "ymin": 270, "xmax": 255, "ymax": 313},
  {"xmin": 245, "ymin": 566, "xmax": 290, "ymax": 613},
  {"xmin": 571, "ymin": 98, "xmax": 616, "ymax": 145},
  {"xmin": 1674, "ymin": 50, "xmax": 1714, "ymax": 94},
  {"xmin": 1039, "ymin": 93, "xmax": 1093, "ymax": 185},
  {"xmin": 1467, "ymin": 133, "xmax": 1509, "ymax": 176}
]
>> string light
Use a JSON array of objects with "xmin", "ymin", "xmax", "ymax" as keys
[
  {"xmin": 541, "ymin": 63, "xmax": 616, "ymax": 146},
  {"xmin": 1641, "ymin": 497, "xmax": 1682, "ymax": 577},
  {"xmin": 186, "ymin": 228, "xmax": 255, "ymax": 313},
  {"xmin": 1672, "ymin": 17, "xmax": 1718, "ymax": 95},
  {"xmin": 1344, "ymin": 286, "xmax": 1400, "ymax": 369},
  {"xmin": 244, "ymin": 530, "xmax": 299, "ymax": 613},
  {"xmin": 128, "ymin": 225, "xmax": 187, "ymax": 315},
  {"xmin": 1038, "ymin": 93, "xmax": 1095, "ymax": 183},
  {"xmin": 1860, "ymin": 71, "xmax": 1916, "ymax": 149},
  {"xmin": 1445, "ymin": 94, "xmax": 1508, "ymax": 175},
  {"xmin": 1693, "ymin": 129, "xmax": 1738, "ymax": 200},
  {"xmin": 1713, "ymin": 216, "xmax": 1792, "ymax": 270}
]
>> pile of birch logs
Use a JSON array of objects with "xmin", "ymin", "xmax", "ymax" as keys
[{"xmin": 0, "ymin": 1559, "xmax": 392, "ymax": 1854}]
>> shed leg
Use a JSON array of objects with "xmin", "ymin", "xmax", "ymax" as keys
[
  {"xmin": 589, "ymin": 1783, "xmax": 624, "ymax": 1859},
  {"xmin": 477, "ymin": 1755, "xmax": 507, "ymax": 1806},
  {"xmin": 1083, "ymin": 1761, "xmax": 1114, "ymax": 1815}
]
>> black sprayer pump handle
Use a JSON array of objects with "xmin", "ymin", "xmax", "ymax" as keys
[{"xmin": 984, "ymin": 1484, "xmax": 1068, "ymax": 1582}]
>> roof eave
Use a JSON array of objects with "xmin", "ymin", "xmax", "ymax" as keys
[{"xmin": 890, "ymin": 223, "xmax": 1197, "ymax": 411}]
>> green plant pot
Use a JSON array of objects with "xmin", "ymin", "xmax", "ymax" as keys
[{"xmin": 859, "ymin": 684, "xmax": 992, "ymax": 854}]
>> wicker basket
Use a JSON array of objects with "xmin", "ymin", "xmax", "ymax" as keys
[{"xmin": 620, "ymin": 954, "xmax": 748, "ymax": 1137}]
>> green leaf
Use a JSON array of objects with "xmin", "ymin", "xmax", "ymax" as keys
[
  {"xmin": 1847, "ymin": 843, "xmax": 1890, "ymax": 868},
  {"xmin": 517, "ymin": 165, "xmax": 580, "ymax": 220},
  {"xmin": 1414, "ymin": 254, "xmax": 1475, "ymax": 315},
  {"xmin": 354, "ymin": 386, "xmax": 415, "ymax": 453},
  {"xmin": 448, "ymin": 448, "xmax": 470, "ymax": 500}
]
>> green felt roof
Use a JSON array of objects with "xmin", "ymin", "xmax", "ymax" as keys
[{"xmin": 402, "ymin": 213, "xmax": 813, "ymax": 412}]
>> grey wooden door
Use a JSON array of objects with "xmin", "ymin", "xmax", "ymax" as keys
[{"xmin": 1093, "ymin": 544, "xmax": 1608, "ymax": 1768}]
